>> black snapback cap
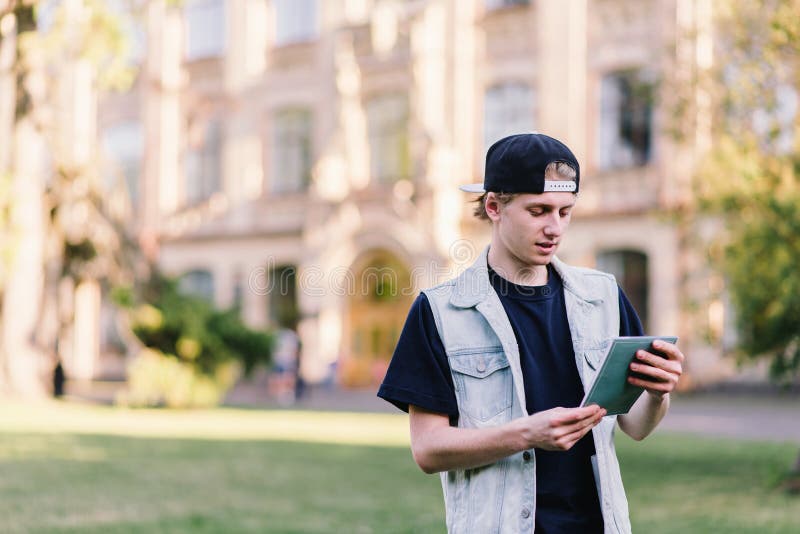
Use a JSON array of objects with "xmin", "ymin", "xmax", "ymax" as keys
[{"xmin": 460, "ymin": 133, "xmax": 580, "ymax": 194}]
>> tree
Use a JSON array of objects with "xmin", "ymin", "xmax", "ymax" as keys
[
  {"xmin": 0, "ymin": 0, "xmax": 141, "ymax": 395},
  {"xmin": 676, "ymin": 0, "xmax": 800, "ymax": 491},
  {"xmin": 0, "ymin": 0, "xmax": 52, "ymax": 395},
  {"xmin": 1, "ymin": 1, "xmax": 273, "ymax": 406}
]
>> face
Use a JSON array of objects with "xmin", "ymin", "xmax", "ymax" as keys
[{"xmin": 486, "ymin": 191, "xmax": 576, "ymax": 270}]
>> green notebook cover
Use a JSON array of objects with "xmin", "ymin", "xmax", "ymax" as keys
[{"xmin": 580, "ymin": 336, "xmax": 678, "ymax": 415}]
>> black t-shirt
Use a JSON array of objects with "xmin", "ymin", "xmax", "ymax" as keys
[{"xmin": 377, "ymin": 265, "xmax": 644, "ymax": 534}]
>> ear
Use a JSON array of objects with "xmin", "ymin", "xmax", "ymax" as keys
[{"xmin": 484, "ymin": 192, "xmax": 502, "ymax": 222}]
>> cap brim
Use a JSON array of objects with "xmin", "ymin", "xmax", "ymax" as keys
[{"xmin": 458, "ymin": 183, "xmax": 486, "ymax": 193}]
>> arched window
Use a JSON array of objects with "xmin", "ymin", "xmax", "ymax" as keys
[
  {"xmin": 597, "ymin": 250, "xmax": 649, "ymax": 331},
  {"xmin": 179, "ymin": 270, "xmax": 215, "ymax": 304}
]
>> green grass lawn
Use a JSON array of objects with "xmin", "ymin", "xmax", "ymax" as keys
[{"xmin": 0, "ymin": 401, "xmax": 798, "ymax": 533}]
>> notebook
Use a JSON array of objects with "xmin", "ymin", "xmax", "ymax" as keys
[{"xmin": 580, "ymin": 336, "xmax": 678, "ymax": 415}]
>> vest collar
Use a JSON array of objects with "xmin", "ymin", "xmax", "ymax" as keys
[
  {"xmin": 449, "ymin": 246, "xmax": 605, "ymax": 308},
  {"xmin": 550, "ymin": 256, "xmax": 607, "ymax": 304},
  {"xmin": 449, "ymin": 246, "xmax": 492, "ymax": 308}
]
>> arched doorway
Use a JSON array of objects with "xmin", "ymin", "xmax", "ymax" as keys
[{"xmin": 340, "ymin": 250, "xmax": 414, "ymax": 388}]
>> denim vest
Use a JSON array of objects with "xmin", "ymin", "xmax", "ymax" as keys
[{"xmin": 423, "ymin": 247, "xmax": 632, "ymax": 534}]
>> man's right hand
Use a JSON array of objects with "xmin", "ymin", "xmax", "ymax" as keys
[
  {"xmin": 512, "ymin": 405, "xmax": 606, "ymax": 451},
  {"xmin": 409, "ymin": 404, "xmax": 607, "ymax": 473}
]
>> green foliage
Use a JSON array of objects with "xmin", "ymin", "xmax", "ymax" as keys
[
  {"xmin": 109, "ymin": 284, "xmax": 134, "ymax": 308},
  {"xmin": 120, "ymin": 273, "xmax": 273, "ymax": 407},
  {"xmin": 117, "ymin": 348, "xmax": 239, "ymax": 409},
  {"xmin": 685, "ymin": 0, "xmax": 800, "ymax": 381},
  {"xmin": 33, "ymin": 0, "xmax": 137, "ymax": 91},
  {"xmin": 129, "ymin": 276, "xmax": 273, "ymax": 376},
  {"xmin": 715, "ymin": 190, "xmax": 800, "ymax": 379},
  {"xmin": 696, "ymin": 145, "xmax": 800, "ymax": 382}
]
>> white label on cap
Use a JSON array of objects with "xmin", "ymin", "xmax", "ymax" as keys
[{"xmin": 543, "ymin": 180, "xmax": 577, "ymax": 192}]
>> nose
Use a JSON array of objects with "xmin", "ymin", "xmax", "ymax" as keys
[{"xmin": 544, "ymin": 213, "xmax": 563, "ymax": 238}]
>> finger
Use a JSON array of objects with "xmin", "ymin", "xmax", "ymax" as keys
[
  {"xmin": 553, "ymin": 409, "xmax": 606, "ymax": 438},
  {"xmin": 631, "ymin": 352, "xmax": 683, "ymax": 380},
  {"xmin": 551, "ymin": 405, "xmax": 603, "ymax": 426},
  {"xmin": 651, "ymin": 340, "xmax": 685, "ymax": 362},
  {"xmin": 630, "ymin": 361, "xmax": 678, "ymax": 383},
  {"xmin": 554, "ymin": 423, "xmax": 597, "ymax": 450},
  {"xmin": 628, "ymin": 375, "xmax": 675, "ymax": 392},
  {"xmin": 635, "ymin": 350, "xmax": 684, "ymax": 375}
]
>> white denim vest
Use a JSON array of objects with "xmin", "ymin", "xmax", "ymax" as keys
[{"xmin": 423, "ymin": 247, "xmax": 632, "ymax": 534}]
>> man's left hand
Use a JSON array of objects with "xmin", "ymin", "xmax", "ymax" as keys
[{"xmin": 627, "ymin": 340, "xmax": 685, "ymax": 399}]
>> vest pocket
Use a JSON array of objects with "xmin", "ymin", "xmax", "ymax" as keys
[
  {"xmin": 581, "ymin": 343, "xmax": 610, "ymax": 387},
  {"xmin": 449, "ymin": 350, "xmax": 512, "ymax": 423}
]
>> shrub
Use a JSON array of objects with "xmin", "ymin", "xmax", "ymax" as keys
[
  {"xmin": 115, "ymin": 274, "xmax": 273, "ymax": 408},
  {"xmin": 116, "ymin": 348, "xmax": 239, "ymax": 408}
]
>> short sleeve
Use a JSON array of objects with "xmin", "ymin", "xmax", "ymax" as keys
[
  {"xmin": 618, "ymin": 286, "xmax": 645, "ymax": 336},
  {"xmin": 377, "ymin": 293, "xmax": 459, "ymax": 416}
]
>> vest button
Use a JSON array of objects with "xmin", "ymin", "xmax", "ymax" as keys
[
  {"xmin": 522, "ymin": 451, "xmax": 531, "ymax": 461},
  {"xmin": 521, "ymin": 508, "xmax": 531, "ymax": 519}
]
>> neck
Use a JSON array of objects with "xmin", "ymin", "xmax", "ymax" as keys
[{"xmin": 487, "ymin": 246, "xmax": 549, "ymax": 286}]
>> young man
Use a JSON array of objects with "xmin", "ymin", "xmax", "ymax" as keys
[{"xmin": 378, "ymin": 133, "xmax": 685, "ymax": 534}]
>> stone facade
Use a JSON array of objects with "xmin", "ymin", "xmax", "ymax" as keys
[{"xmin": 94, "ymin": 0, "xmax": 744, "ymax": 388}]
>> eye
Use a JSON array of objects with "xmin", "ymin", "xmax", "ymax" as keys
[
  {"xmin": 529, "ymin": 210, "xmax": 544, "ymax": 217},
  {"xmin": 560, "ymin": 209, "xmax": 572, "ymax": 218}
]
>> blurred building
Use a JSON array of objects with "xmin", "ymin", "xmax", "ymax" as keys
[{"xmin": 94, "ymin": 0, "xmax": 736, "ymax": 389}]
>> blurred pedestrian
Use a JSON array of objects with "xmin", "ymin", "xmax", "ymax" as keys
[
  {"xmin": 293, "ymin": 336, "xmax": 305, "ymax": 401},
  {"xmin": 53, "ymin": 359, "xmax": 65, "ymax": 398},
  {"xmin": 270, "ymin": 327, "xmax": 300, "ymax": 406}
]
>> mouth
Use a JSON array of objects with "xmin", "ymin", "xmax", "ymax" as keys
[{"xmin": 535, "ymin": 242, "xmax": 557, "ymax": 254}]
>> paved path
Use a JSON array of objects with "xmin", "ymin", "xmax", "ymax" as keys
[
  {"xmin": 243, "ymin": 387, "xmax": 800, "ymax": 444},
  {"xmin": 68, "ymin": 380, "xmax": 800, "ymax": 443},
  {"xmin": 655, "ymin": 393, "xmax": 800, "ymax": 443}
]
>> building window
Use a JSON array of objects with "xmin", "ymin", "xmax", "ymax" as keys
[
  {"xmin": 185, "ymin": 0, "xmax": 225, "ymax": 60},
  {"xmin": 598, "ymin": 69, "xmax": 653, "ymax": 170},
  {"xmin": 366, "ymin": 94, "xmax": 410, "ymax": 184},
  {"xmin": 274, "ymin": 0, "xmax": 317, "ymax": 46},
  {"xmin": 186, "ymin": 119, "xmax": 223, "ymax": 205},
  {"xmin": 486, "ymin": 0, "xmax": 529, "ymax": 10},
  {"xmin": 597, "ymin": 250, "xmax": 649, "ymax": 331},
  {"xmin": 270, "ymin": 108, "xmax": 313, "ymax": 194},
  {"xmin": 102, "ymin": 121, "xmax": 143, "ymax": 209},
  {"xmin": 268, "ymin": 265, "xmax": 299, "ymax": 329},
  {"xmin": 484, "ymin": 83, "xmax": 535, "ymax": 154},
  {"xmin": 179, "ymin": 269, "xmax": 215, "ymax": 303}
]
